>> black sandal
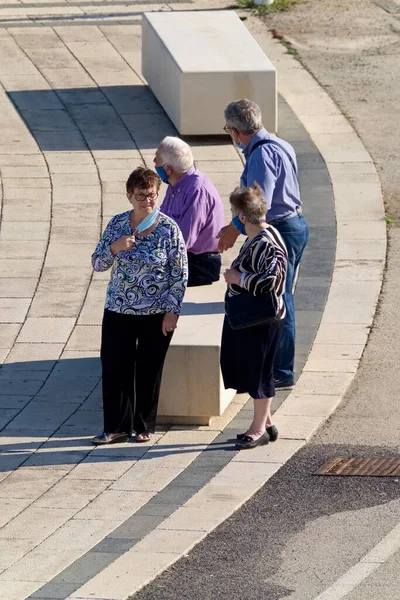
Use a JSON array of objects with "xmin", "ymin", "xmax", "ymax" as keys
[
  {"xmin": 235, "ymin": 431, "xmax": 270, "ymax": 450},
  {"xmin": 237, "ymin": 425, "xmax": 278, "ymax": 443}
]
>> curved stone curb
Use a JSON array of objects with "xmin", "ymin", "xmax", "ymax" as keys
[
  {"xmin": 57, "ymin": 18, "xmax": 385, "ymax": 600},
  {"xmin": 246, "ymin": 16, "xmax": 385, "ymax": 439}
]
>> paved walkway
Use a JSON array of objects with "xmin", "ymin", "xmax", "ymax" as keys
[{"xmin": 0, "ymin": 2, "xmax": 386, "ymax": 600}]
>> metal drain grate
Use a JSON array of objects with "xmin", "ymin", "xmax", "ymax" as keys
[{"xmin": 315, "ymin": 457, "xmax": 400, "ymax": 477}]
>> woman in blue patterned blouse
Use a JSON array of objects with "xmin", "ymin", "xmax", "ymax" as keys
[{"xmin": 91, "ymin": 167, "xmax": 188, "ymax": 445}]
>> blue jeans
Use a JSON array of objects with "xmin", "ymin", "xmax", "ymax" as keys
[{"xmin": 273, "ymin": 213, "xmax": 309, "ymax": 383}]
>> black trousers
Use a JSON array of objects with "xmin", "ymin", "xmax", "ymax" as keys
[
  {"xmin": 101, "ymin": 309, "xmax": 173, "ymax": 435},
  {"xmin": 187, "ymin": 252, "xmax": 221, "ymax": 287}
]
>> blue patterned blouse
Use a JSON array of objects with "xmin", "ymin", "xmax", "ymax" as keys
[{"xmin": 92, "ymin": 211, "xmax": 188, "ymax": 315}]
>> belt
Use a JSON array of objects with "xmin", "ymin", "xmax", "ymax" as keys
[
  {"xmin": 188, "ymin": 252, "xmax": 221, "ymax": 258},
  {"xmin": 269, "ymin": 206, "xmax": 302, "ymax": 227}
]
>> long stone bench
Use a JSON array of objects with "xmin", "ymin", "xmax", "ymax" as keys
[
  {"xmin": 142, "ymin": 10, "xmax": 277, "ymax": 135},
  {"xmin": 158, "ymin": 279, "xmax": 236, "ymax": 426}
]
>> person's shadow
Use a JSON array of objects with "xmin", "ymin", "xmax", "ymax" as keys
[{"xmin": 0, "ymin": 356, "xmax": 237, "ymax": 474}]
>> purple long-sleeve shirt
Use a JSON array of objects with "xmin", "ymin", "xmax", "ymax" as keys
[{"xmin": 160, "ymin": 166, "xmax": 225, "ymax": 255}]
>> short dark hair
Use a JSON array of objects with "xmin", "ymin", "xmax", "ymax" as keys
[{"xmin": 126, "ymin": 167, "xmax": 161, "ymax": 194}]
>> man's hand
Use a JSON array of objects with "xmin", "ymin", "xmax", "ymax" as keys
[
  {"xmin": 111, "ymin": 235, "xmax": 135, "ymax": 255},
  {"xmin": 224, "ymin": 268, "xmax": 242, "ymax": 286},
  {"xmin": 162, "ymin": 312, "xmax": 178, "ymax": 336},
  {"xmin": 217, "ymin": 222, "xmax": 240, "ymax": 252}
]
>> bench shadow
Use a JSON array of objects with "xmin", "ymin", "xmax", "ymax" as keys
[{"xmin": 7, "ymin": 86, "xmax": 234, "ymax": 152}]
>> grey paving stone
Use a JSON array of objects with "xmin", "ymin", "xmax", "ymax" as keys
[
  {"xmin": 296, "ymin": 152, "xmax": 326, "ymax": 170},
  {"xmin": 28, "ymin": 582, "xmax": 87, "ymax": 599},
  {"xmin": 300, "ymin": 254, "xmax": 334, "ymax": 278},
  {"xmin": 28, "ymin": 582, "xmax": 77, "ymax": 600},
  {"xmin": 149, "ymin": 485, "xmax": 199, "ymax": 506},
  {"xmin": 295, "ymin": 285, "xmax": 329, "ymax": 311},
  {"xmin": 296, "ymin": 325, "xmax": 319, "ymax": 348},
  {"xmin": 280, "ymin": 125, "xmax": 310, "ymax": 142},
  {"xmin": 91, "ymin": 537, "xmax": 135, "ymax": 554},
  {"xmin": 137, "ymin": 502, "xmax": 180, "ymax": 519},
  {"xmin": 293, "ymin": 140, "xmax": 324, "ymax": 156},
  {"xmin": 108, "ymin": 514, "xmax": 164, "ymax": 540},
  {"xmin": 192, "ymin": 448, "xmax": 234, "ymax": 469},
  {"xmin": 296, "ymin": 310, "xmax": 324, "ymax": 328},
  {"xmin": 299, "ymin": 276, "xmax": 331, "ymax": 288},
  {"xmin": 300, "ymin": 177, "xmax": 333, "ymax": 194},
  {"xmin": 171, "ymin": 467, "xmax": 220, "ymax": 489},
  {"xmin": 305, "ymin": 209, "xmax": 336, "ymax": 228},
  {"xmin": 305, "ymin": 225, "xmax": 336, "ymax": 249},
  {"xmin": 34, "ymin": 551, "xmax": 121, "ymax": 590}
]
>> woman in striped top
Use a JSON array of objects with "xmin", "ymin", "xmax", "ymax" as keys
[{"xmin": 221, "ymin": 183, "xmax": 288, "ymax": 450}]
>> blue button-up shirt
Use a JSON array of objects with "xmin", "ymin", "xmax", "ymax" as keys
[{"xmin": 241, "ymin": 127, "xmax": 301, "ymax": 222}]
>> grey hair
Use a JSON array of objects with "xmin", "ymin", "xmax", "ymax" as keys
[
  {"xmin": 157, "ymin": 136, "xmax": 194, "ymax": 174},
  {"xmin": 230, "ymin": 183, "xmax": 267, "ymax": 224},
  {"xmin": 224, "ymin": 99, "xmax": 263, "ymax": 135}
]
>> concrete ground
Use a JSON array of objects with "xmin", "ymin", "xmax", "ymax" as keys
[
  {"xmin": 131, "ymin": 2, "xmax": 400, "ymax": 599},
  {"xmin": 0, "ymin": 0, "xmax": 396, "ymax": 599}
]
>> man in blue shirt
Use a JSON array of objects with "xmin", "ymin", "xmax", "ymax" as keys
[{"xmin": 218, "ymin": 99, "xmax": 309, "ymax": 388}]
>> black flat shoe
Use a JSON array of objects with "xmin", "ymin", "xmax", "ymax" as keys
[
  {"xmin": 92, "ymin": 432, "xmax": 129, "ymax": 445},
  {"xmin": 274, "ymin": 379, "xmax": 294, "ymax": 389},
  {"xmin": 237, "ymin": 425, "xmax": 278, "ymax": 443},
  {"xmin": 235, "ymin": 431, "xmax": 270, "ymax": 450}
]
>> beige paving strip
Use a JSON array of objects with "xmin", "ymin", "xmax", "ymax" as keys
[
  {"xmin": 0, "ymin": 34, "xmax": 49, "ymax": 369},
  {"xmin": 65, "ymin": 15, "xmax": 386, "ymax": 600}
]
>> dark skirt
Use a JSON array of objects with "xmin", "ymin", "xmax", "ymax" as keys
[{"xmin": 220, "ymin": 316, "xmax": 284, "ymax": 399}]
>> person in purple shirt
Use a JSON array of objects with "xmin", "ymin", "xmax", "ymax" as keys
[
  {"xmin": 154, "ymin": 136, "xmax": 225, "ymax": 287},
  {"xmin": 218, "ymin": 99, "xmax": 309, "ymax": 389}
]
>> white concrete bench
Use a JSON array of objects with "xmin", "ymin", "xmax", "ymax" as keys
[
  {"xmin": 158, "ymin": 279, "xmax": 236, "ymax": 426},
  {"xmin": 142, "ymin": 10, "xmax": 277, "ymax": 135}
]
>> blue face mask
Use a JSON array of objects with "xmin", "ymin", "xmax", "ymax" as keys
[
  {"xmin": 232, "ymin": 215, "xmax": 246, "ymax": 236},
  {"xmin": 135, "ymin": 207, "xmax": 160, "ymax": 233},
  {"xmin": 233, "ymin": 141, "xmax": 245, "ymax": 151},
  {"xmin": 155, "ymin": 166, "xmax": 169, "ymax": 183}
]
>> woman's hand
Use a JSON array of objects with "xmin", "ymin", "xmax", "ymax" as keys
[
  {"xmin": 162, "ymin": 312, "xmax": 178, "ymax": 336},
  {"xmin": 217, "ymin": 223, "xmax": 240, "ymax": 252},
  {"xmin": 111, "ymin": 235, "xmax": 135, "ymax": 255},
  {"xmin": 224, "ymin": 268, "xmax": 242, "ymax": 286}
]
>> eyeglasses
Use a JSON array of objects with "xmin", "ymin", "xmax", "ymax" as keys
[
  {"xmin": 223, "ymin": 125, "xmax": 232, "ymax": 134},
  {"xmin": 134, "ymin": 192, "xmax": 158, "ymax": 201}
]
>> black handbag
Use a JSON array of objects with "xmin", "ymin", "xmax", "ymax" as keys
[{"xmin": 225, "ymin": 290, "xmax": 281, "ymax": 330}]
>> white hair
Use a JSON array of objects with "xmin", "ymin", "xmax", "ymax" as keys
[{"xmin": 157, "ymin": 136, "xmax": 194, "ymax": 174}]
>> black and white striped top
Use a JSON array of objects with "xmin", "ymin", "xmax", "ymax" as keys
[{"xmin": 227, "ymin": 226, "xmax": 288, "ymax": 321}]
